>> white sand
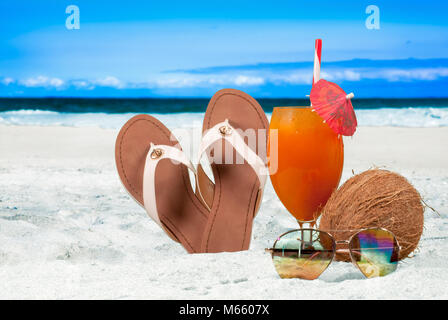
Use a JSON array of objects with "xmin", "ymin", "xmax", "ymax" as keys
[{"xmin": 0, "ymin": 124, "xmax": 447, "ymax": 299}]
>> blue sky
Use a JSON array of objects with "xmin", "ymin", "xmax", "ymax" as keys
[{"xmin": 1, "ymin": 0, "xmax": 448, "ymax": 97}]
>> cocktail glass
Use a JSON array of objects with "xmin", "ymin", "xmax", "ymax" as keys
[{"xmin": 268, "ymin": 106, "xmax": 344, "ymax": 228}]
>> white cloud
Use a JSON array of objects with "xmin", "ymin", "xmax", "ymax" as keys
[
  {"xmin": 73, "ymin": 80, "xmax": 90, "ymax": 88},
  {"xmin": 72, "ymin": 80, "xmax": 95, "ymax": 90},
  {"xmin": 267, "ymin": 69, "xmax": 361, "ymax": 85},
  {"xmin": 270, "ymin": 71, "xmax": 312, "ymax": 85},
  {"xmin": 262, "ymin": 67, "xmax": 447, "ymax": 84},
  {"xmin": 21, "ymin": 76, "xmax": 48, "ymax": 87},
  {"xmin": 94, "ymin": 76, "xmax": 124, "ymax": 88},
  {"xmin": 366, "ymin": 68, "xmax": 448, "ymax": 82},
  {"xmin": 233, "ymin": 75, "xmax": 265, "ymax": 86},
  {"xmin": 147, "ymin": 74, "xmax": 265, "ymax": 88},
  {"xmin": 322, "ymin": 70, "xmax": 362, "ymax": 82},
  {"xmin": 2, "ymin": 77, "xmax": 14, "ymax": 85},
  {"xmin": 153, "ymin": 77, "xmax": 202, "ymax": 88},
  {"xmin": 11, "ymin": 66, "xmax": 448, "ymax": 92},
  {"xmin": 49, "ymin": 78, "xmax": 64, "ymax": 87},
  {"xmin": 20, "ymin": 76, "xmax": 65, "ymax": 88}
]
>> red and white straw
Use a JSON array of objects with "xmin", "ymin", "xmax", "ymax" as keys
[{"xmin": 313, "ymin": 39, "xmax": 322, "ymax": 84}]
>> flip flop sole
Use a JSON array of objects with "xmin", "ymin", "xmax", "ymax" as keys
[
  {"xmin": 115, "ymin": 114, "xmax": 208, "ymax": 253},
  {"xmin": 201, "ymin": 89, "xmax": 269, "ymax": 252}
]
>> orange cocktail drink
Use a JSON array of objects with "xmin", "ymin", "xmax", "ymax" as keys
[{"xmin": 269, "ymin": 107, "xmax": 344, "ymax": 224}]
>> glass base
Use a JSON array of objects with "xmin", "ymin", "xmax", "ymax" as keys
[{"xmin": 296, "ymin": 219, "xmax": 317, "ymax": 229}]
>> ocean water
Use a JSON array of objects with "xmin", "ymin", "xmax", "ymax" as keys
[{"xmin": 0, "ymin": 98, "xmax": 448, "ymax": 128}]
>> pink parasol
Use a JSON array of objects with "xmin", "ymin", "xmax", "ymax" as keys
[{"xmin": 310, "ymin": 79, "xmax": 357, "ymax": 136}]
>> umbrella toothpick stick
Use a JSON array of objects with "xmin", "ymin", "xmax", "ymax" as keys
[{"xmin": 346, "ymin": 93, "xmax": 354, "ymax": 100}]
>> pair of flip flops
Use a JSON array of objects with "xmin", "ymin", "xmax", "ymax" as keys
[{"xmin": 115, "ymin": 89, "xmax": 269, "ymax": 253}]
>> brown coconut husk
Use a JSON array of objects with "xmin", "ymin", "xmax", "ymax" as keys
[{"xmin": 319, "ymin": 169, "xmax": 424, "ymax": 262}]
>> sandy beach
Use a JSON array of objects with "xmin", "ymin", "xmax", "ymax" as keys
[{"xmin": 0, "ymin": 124, "xmax": 447, "ymax": 299}]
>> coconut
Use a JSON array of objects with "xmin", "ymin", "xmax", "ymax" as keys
[{"xmin": 319, "ymin": 169, "xmax": 424, "ymax": 261}]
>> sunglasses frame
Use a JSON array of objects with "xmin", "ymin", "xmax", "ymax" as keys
[{"xmin": 266, "ymin": 227, "xmax": 401, "ymax": 279}]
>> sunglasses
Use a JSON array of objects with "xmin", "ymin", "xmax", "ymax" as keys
[{"xmin": 265, "ymin": 228, "xmax": 401, "ymax": 280}]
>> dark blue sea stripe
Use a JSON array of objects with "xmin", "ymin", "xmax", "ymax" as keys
[{"xmin": 0, "ymin": 98, "xmax": 448, "ymax": 114}]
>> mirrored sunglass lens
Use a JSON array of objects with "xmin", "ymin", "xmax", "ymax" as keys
[
  {"xmin": 272, "ymin": 229, "xmax": 334, "ymax": 280},
  {"xmin": 350, "ymin": 229, "xmax": 399, "ymax": 278}
]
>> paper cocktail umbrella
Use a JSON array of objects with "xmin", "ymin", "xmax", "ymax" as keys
[{"xmin": 310, "ymin": 79, "xmax": 357, "ymax": 136}]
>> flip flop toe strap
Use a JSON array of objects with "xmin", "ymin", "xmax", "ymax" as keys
[
  {"xmin": 196, "ymin": 120, "xmax": 268, "ymax": 208},
  {"xmin": 143, "ymin": 143, "xmax": 196, "ymax": 227}
]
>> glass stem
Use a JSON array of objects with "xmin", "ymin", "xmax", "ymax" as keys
[{"xmin": 297, "ymin": 219, "xmax": 317, "ymax": 246}]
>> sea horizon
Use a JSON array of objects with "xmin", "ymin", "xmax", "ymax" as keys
[{"xmin": 1, "ymin": 97, "xmax": 448, "ymax": 114}]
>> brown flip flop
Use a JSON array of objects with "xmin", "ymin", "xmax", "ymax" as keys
[
  {"xmin": 196, "ymin": 89, "xmax": 269, "ymax": 252},
  {"xmin": 115, "ymin": 114, "xmax": 209, "ymax": 253}
]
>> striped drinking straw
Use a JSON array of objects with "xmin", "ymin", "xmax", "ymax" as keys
[{"xmin": 313, "ymin": 39, "xmax": 322, "ymax": 84}]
